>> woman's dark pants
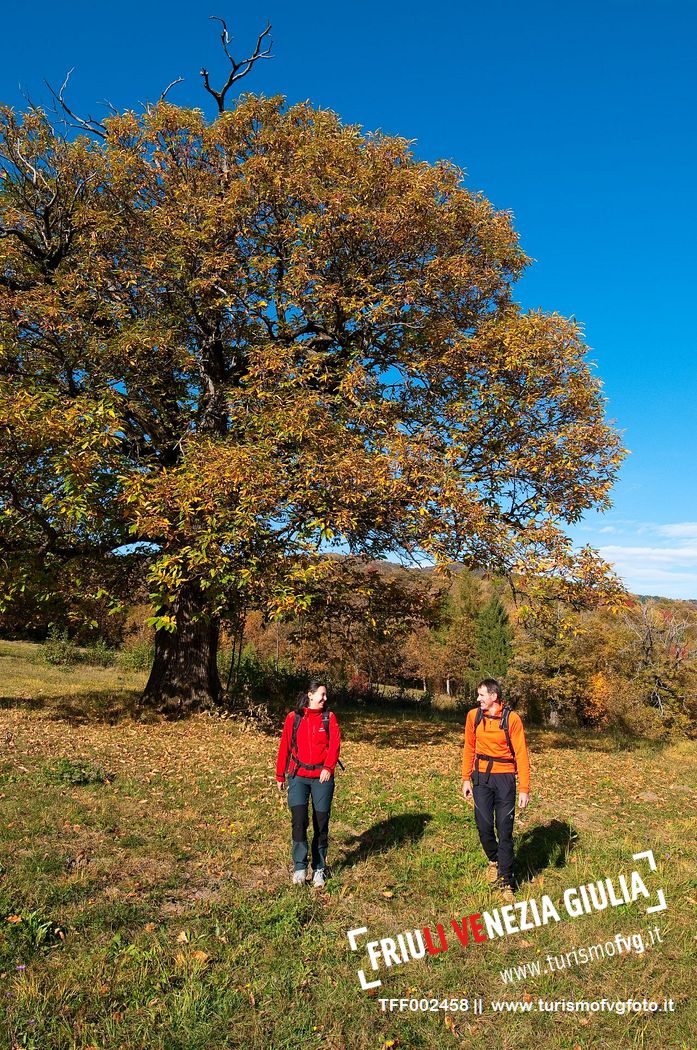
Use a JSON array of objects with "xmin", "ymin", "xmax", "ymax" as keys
[
  {"xmin": 287, "ymin": 774, "xmax": 334, "ymax": 873},
  {"xmin": 472, "ymin": 772, "xmax": 517, "ymax": 883}
]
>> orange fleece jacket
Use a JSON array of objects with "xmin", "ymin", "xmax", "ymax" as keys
[{"xmin": 462, "ymin": 707, "xmax": 530, "ymax": 794}]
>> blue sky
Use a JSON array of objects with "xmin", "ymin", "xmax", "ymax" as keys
[{"xmin": 2, "ymin": 1, "xmax": 696, "ymax": 597}]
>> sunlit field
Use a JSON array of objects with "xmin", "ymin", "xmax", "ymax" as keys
[{"xmin": 0, "ymin": 641, "xmax": 695, "ymax": 1049}]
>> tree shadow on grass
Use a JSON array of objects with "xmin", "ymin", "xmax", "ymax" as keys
[
  {"xmin": 525, "ymin": 726, "xmax": 673, "ymax": 755},
  {"xmin": 0, "ymin": 691, "xmax": 160, "ymax": 725},
  {"xmin": 0, "ymin": 695, "xmax": 46, "ymax": 712},
  {"xmin": 514, "ymin": 819, "xmax": 579, "ymax": 886},
  {"xmin": 334, "ymin": 707, "xmax": 462, "ymax": 749},
  {"xmin": 247, "ymin": 702, "xmax": 465, "ymax": 743},
  {"xmin": 337, "ymin": 812, "xmax": 432, "ymax": 870}
]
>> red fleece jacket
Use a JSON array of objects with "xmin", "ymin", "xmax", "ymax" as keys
[{"xmin": 276, "ymin": 707, "xmax": 341, "ymax": 781}]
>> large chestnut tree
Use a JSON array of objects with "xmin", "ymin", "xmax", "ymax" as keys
[{"xmin": 0, "ymin": 81, "xmax": 624, "ymax": 711}]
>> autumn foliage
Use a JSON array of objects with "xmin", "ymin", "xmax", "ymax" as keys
[{"xmin": 1, "ymin": 96, "xmax": 625, "ymax": 710}]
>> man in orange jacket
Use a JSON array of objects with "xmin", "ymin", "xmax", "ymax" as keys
[{"xmin": 462, "ymin": 678, "xmax": 530, "ymax": 900}]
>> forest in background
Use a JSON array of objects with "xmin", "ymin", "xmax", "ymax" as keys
[{"xmin": 2, "ymin": 556, "xmax": 695, "ymax": 739}]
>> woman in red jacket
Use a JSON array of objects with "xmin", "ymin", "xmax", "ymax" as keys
[{"xmin": 276, "ymin": 680, "xmax": 341, "ymax": 887}]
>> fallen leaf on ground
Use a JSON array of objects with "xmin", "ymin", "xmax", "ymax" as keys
[{"xmin": 444, "ymin": 1013, "xmax": 458, "ymax": 1037}]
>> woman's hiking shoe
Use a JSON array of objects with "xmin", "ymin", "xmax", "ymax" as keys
[
  {"xmin": 292, "ymin": 869, "xmax": 307, "ymax": 885},
  {"xmin": 494, "ymin": 877, "xmax": 516, "ymax": 903},
  {"xmin": 486, "ymin": 861, "xmax": 499, "ymax": 883},
  {"xmin": 312, "ymin": 869, "xmax": 326, "ymax": 888}
]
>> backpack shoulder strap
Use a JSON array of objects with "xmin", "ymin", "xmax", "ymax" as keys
[
  {"xmin": 285, "ymin": 711, "xmax": 303, "ymax": 776},
  {"xmin": 499, "ymin": 706, "xmax": 516, "ymax": 760},
  {"xmin": 473, "ymin": 707, "xmax": 484, "ymax": 731}
]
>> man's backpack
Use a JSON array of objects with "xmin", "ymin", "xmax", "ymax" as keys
[{"xmin": 285, "ymin": 710, "xmax": 345, "ymax": 778}]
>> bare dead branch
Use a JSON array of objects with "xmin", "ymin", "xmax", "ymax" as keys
[
  {"xmin": 159, "ymin": 76, "xmax": 185, "ymax": 103},
  {"xmin": 45, "ymin": 68, "xmax": 108, "ymax": 139},
  {"xmin": 19, "ymin": 86, "xmax": 41, "ymax": 114},
  {"xmin": 99, "ymin": 98, "xmax": 121, "ymax": 117},
  {"xmin": 200, "ymin": 17, "xmax": 272, "ymax": 113},
  {"xmin": 13, "ymin": 140, "xmax": 53, "ymax": 195}
]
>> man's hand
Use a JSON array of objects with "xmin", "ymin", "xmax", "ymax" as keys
[
  {"xmin": 276, "ymin": 779, "xmax": 285, "ymax": 791},
  {"xmin": 518, "ymin": 791, "xmax": 529, "ymax": 810},
  {"xmin": 462, "ymin": 780, "xmax": 473, "ymax": 801},
  {"xmin": 319, "ymin": 768, "xmax": 332, "ymax": 783}
]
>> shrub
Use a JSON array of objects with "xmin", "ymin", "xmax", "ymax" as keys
[
  {"xmin": 604, "ymin": 677, "xmax": 687, "ymax": 741},
  {"xmin": 82, "ymin": 637, "xmax": 117, "ymax": 668},
  {"xmin": 41, "ymin": 627, "xmax": 80, "ymax": 667},
  {"xmin": 397, "ymin": 685, "xmax": 433, "ymax": 710},
  {"xmin": 376, "ymin": 683, "xmax": 434, "ymax": 709},
  {"xmin": 347, "ymin": 670, "xmax": 373, "ymax": 700},
  {"xmin": 41, "ymin": 757, "xmax": 112, "ymax": 786},
  {"xmin": 118, "ymin": 639, "xmax": 155, "ymax": 672}
]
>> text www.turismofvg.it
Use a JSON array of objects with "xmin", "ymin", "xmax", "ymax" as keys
[{"xmin": 499, "ymin": 923, "xmax": 663, "ymax": 984}]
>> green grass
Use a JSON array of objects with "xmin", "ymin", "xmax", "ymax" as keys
[{"xmin": 0, "ymin": 640, "xmax": 695, "ymax": 1049}]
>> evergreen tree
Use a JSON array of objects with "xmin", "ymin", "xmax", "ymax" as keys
[
  {"xmin": 476, "ymin": 596, "xmax": 513, "ymax": 679},
  {"xmin": 444, "ymin": 569, "xmax": 482, "ymax": 697}
]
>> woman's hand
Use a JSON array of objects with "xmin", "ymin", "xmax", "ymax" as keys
[
  {"xmin": 319, "ymin": 768, "xmax": 332, "ymax": 783},
  {"xmin": 276, "ymin": 779, "xmax": 285, "ymax": 791}
]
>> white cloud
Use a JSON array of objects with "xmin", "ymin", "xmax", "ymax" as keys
[
  {"xmin": 656, "ymin": 522, "xmax": 697, "ymax": 539},
  {"xmin": 573, "ymin": 519, "xmax": 697, "ymax": 598},
  {"xmin": 599, "ymin": 544, "xmax": 697, "ymax": 565}
]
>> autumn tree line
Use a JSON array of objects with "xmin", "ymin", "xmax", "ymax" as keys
[
  {"xmin": 2, "ymin": 556, "xmax": 695, "ymax": 738},
  {"xmin": 216, "ymin": 561, "xmax": 697, "ymax": 739}
]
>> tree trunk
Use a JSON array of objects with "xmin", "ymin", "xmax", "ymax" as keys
[{"xmin": 143, "ymin": 580, "xmax": 222, "ymax": 714}]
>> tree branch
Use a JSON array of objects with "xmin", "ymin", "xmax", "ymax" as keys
[
  {"xmin": 159, "ymin": 76, "xmax": 185, "ymax": 103},
  {"xmin": 45, "ymin": 69, "xmax": 107, "ymax": 139},
  {"xmin": 200, "ymin": 18, "xmax": 272, "ymax": 113}
]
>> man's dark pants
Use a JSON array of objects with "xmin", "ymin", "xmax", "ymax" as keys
[{"xmin": 472, "ymin": 771, "xmax": 517, "ymax": 883}]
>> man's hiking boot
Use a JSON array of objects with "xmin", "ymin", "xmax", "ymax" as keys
[
  {"xmin": 292, "ymin": 869, "xmax": 307, "ymax": 885},
  {"xmin": 485, "ymin": 861, "xmax": 499, "ymax": 884},
  {"xmin": 494, "ymin": 877, "xmax": 516, "ymax": 903},
  {"xmin": 312, "ymin": 868, "xmax": 326, "ymax": 888}
]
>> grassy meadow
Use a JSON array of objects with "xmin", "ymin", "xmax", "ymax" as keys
[{"xmin": 0, "ymin": 639, "xmax": 695, "ymax": 1050}]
